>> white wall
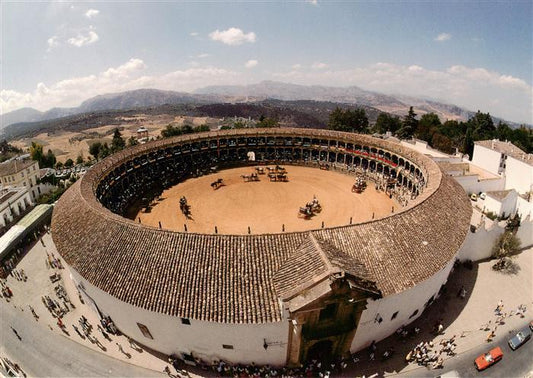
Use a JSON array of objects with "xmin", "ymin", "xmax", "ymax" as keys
[
  {"xmin": 350, "ymin": 258, "xmax": 455, "ymax": 352},
  {"xmin": 505, "ymin": 157, "xmax": 533, "ymax": 195},
  {"xmin": 457, "ymin": 217, "xmax": 533, "ymax": 261},
  {"xmin": 400, "ymin": 139, "xmax": 451, "ymax": 158},
  {"xmin": 0, "ymin": 189, "xmax": 33, "ymax": 227},
  {"xmin": 516, "ymin": 196, "xmax": 533, "ymax": 220},
  {"xmin": 453, "ymin": 175, "xmax": 505, "ymax": 195},
  {"xmin": 69, "ymin": 267, "xmax": 289, "ymax": 366},
  {"xmin": 471, "ymin": 145, "xmax": 502, "ymax": 175}
]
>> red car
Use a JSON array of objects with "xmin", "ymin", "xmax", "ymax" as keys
[{"xmin": 475, "ymin": 346, "xmax": 503, "ymax": 370}]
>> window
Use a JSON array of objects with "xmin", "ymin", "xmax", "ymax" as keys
[
  {"xmin": 23, "ymin": 182, "xmax": 26, "ymax": 187},
  {"xmin": 21, "ymin": 172, "xmax": 24, "ymax": 177},
  {"xmin": 137, "ymin": 323, "xmax": 153, "ymax": 339},
  {"xmin": 222, "ymin": 344, "xmax": 234, "ymax": 350},
  {"xmin": 319, "ymin": 303, "xmax": 337, "ymax": 322},
  {"xmin": 409, "ymin": 309, "xmax": 419, "ymax": 319},
  {"xmin": 181, "ymin": 317, "xmax": 191, "ymax": 325},
  {"xmin": 391, "ymin": 311, "xmax": 399, "ymax": 320},
  {"xmin": 37, "ymin": 187, "xmax": 41, "ymax": 195}
]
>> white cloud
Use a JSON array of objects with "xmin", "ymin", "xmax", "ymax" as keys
[
  {"xmin": 197, "ymin": 53, "xmax": 209, "ymax": 58},
  {"xmin": 311, "ymin": 62, "xmax": 328, "ymax": 69},
  {"xmin": 68, "ymin": 28, "xmax": 99, "ymax": 47},
  {"xmin": 245, "ymin": 60, "xmax": 258, "ymax": 68},
  {"xmin": 435, "ymin": 33, "xmax": 451, "ymax": 42},
  {"xmin": 47, "ymin": 36, "xmax": 60, "ymax": 50},
  {"xmin": 271, "ymin": 63, "xmax": 532, "ymax": 124},
  {"xmin": 306, "ymin": 0, "xmax": 318, "ymax": 5},
  {"xmin": 292, "ymin": 64, "xmax": 302, "ymax": 69},
  {"xmin": 1, "ymin": 59, "xmax": 238, "ymax": 114},
  {"xmin": 190, "ymin": 32, "xmax": 199, "ymax": 37},
  {"xmin": 209, "ymin": 27, "xmax": 256, "ymax": 46},
  {"xmin": 85, "ymin": 9, "xmax": 99, "ymax": 18}
]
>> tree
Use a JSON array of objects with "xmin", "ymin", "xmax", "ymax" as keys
[
  {"xmin": 43, "ymin": 149, "xmax": 56, "ymax": 168},
  {"xmin": 256, "ymin": 117, "xmax": 279, "ymax": 128},
  {"xmin": 491, "ymin": 232, "xmax": 521, "ymax": 261},
  {"xmin": 30, "ymin": 142, "xmax": 44, "ymax": 164},
  {"xmin": 328, "ymin": 107, "xmax": 369, "ymax": 133},
  {"xmin": 98, "ymin": 143, "xmax": 110, "ymax": 160},
  {"xmin": 416, "ymin": 113, "xmax": 441, "ymax": 142},
  {"xmin": 64, "ymin": 158, "xmax": 74, "ymax": 168},
  {"xmin": 55, "ymin": 161, "xmax": 64, "ymax": 170},
  {"xmin": 111, "ymin": 128, "xmax": 125, "ymax": 153},
  {"xmin": 397, "ymin": 106, "xmax": 417, "ymax": 139},
  {"xmin": 76, "ymin": 155, "xmax": 84, "ymax": 165},
  {"xmin": 373, "ymin": 113, "xmax": 401, "ymax": 134},
  {"xmin": 128, "ymin": 136, "xmax": 139, "ymax": 147},
  {"xmin": 89, "ymin": 142, "xmax": 102, "ymax": 161},
  {"xmin": 468, "ymin": 111, "xmax": 495, "ymax": 141}
]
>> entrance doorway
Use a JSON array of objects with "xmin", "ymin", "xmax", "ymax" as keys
[{"xmin": 306, "ymin": 340, "xmax": 333, "ymax": 362}]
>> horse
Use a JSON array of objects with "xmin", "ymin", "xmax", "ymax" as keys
[{"xmin": 211, "ymin": 178, "xmax": 224, "ymax": 189}]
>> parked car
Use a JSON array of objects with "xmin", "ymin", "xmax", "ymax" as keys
[
  {"xmin": 470, "ymin": 193, "xmax": 478, "ymax": 201},
  {"xmin": 508, "ymin": 326, "xmax": 532, "ymax": 350},
  {"xmin": 475, "ymin": 346, "xmax": 503, "ymax": 370},
  {"xmin": 479, "ymin": 192, "xmax": 486, "ymax": 200}
]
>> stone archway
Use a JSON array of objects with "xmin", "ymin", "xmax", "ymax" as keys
[{"xmin": 307, "ymin": 340, "xmax": 333, "ymax": 362}]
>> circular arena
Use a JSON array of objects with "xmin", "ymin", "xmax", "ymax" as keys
[{"xmin": 52, "ymin": 128, "xmax": 472, "ymax": 367}]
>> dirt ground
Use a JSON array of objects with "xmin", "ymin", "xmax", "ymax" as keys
[{"xmin": 136, "ymin": 166, "xmax": 398, "ymax": 235}]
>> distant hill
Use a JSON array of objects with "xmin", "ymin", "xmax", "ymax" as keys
[
  {"xmin": 195, "ymin": 81, "xmax": 475, "ymax": 122},
  {"xmin": 2, "ymin": 82, "xmax": 526, "ymax": 131}
]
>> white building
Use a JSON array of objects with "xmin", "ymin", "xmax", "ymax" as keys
[
  {"xmin": 0, "ymin": 187, "xmax": 33, "ymax": 230},
  {"xmin": 0, "ymin": 158, "xmax": 42, "ymax": 201}
]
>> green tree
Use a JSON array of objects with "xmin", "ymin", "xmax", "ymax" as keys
[
  {"xmin": 111, "ymin": 128, "xmax": 125, "ymax": 153},
  {"xmin": 373, "ymin": 113, "xmax": 402, "ymax": 134},
  {"xmin": 64, "ymin": 158, "xmax": 74, "ymax": 168},
  {"xmin": 30, "ymin": 142, "xmax": 44, "ymax": 165},
  {"xmin": 469, "ymin": 111, "xmax": 495, "ymax": 141},
  {"xmin": 416, "ymin": 113, "xmax": 441, "ymax": 142},
  {"xmin": 256, "ymin": 117, "xmax": 279, "ymax": 128},
  {"xmin": 328, "ymin": 107, "xmax": 369, "ymax": 133},
  {"xmin": 492, "ymin": 232, "xmax": 521, "ymax": 261},
  {"xmin": 397, "ymin": 106, "xmax": 417, "ymax": 139},
  {"xmin": 128, "ymin": 136, "xmax": 139, "ymax": 147},
  {"xmin": 76, "ymin": 155, "xmax": 84, "ymax": 165},
  {"xmin": 55, "ymin": 161, "xmax": 64, "ymax": 170},
  {"xmin": 98, "ymin": 143, "xmax": 110, "ymax": 160},
  {"xmin": 89, "ymin": 142, "xmax": 102, "ymax": 161},
  {"xmin": 43, "ymin": 149, "xmax": 56, "ymax": 168}
]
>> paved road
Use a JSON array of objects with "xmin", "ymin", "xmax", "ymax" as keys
[
  {"xmin": 398, "ymin": 322, "xmax": 533, "ymax": 378},
  {"xmin": 0, "ymin": 302, "xmax": 164, "ymax": 377}
]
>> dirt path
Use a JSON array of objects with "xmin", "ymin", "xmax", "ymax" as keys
[{"xmin": 135, "ymin": 166, "xmax": 398, "ymax": 235}]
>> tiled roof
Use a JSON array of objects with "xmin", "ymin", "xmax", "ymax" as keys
[
  {"xmin": 51, "ymin": 128, "xmax": 472, "ymax": 324},
  {"xmin": 0, "ymin": 159, "xmax": 35, "ymax": 177},
  {"xmin": 476, "ymin": 140, "xmax": 533, "ymax": 167}
]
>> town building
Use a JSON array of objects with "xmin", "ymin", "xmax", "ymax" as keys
[{"xmin": 0, "ymin": 158, "xmax": 41, "ymax": 201}]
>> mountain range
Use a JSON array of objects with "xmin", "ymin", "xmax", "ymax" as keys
[{"xmin": 1, "ymin": 81, "xmax": 524, "ymax": 130}]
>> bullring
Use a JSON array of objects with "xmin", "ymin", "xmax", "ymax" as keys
[{"xmin": 51, "ymin": 128, "xmax": 472, "ymax": 366}]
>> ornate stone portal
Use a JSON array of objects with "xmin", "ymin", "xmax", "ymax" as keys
[{"xmin": 273, "ymin": 234, "xmax": 381, "ymax": 366}]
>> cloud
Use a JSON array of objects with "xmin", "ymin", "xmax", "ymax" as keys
[
  {"xmin": 435, "ymin": 33, "xmax": 451, "ymax": 42},
  {"xmin": 190, "ymin": 32, "xmax": 199, "ymax": 37},
  {"xmin": 245, "ymin": 60, "xmax": 258, "ymax": 68},
  {"xmin": 47, "ymin": 36, "xmax": 60, "ymax": 50},
  {"xmin": 271, "ymin": 62, "xmax": 532, "ymax": 124},
  {"xmin": 292, "ymin": 64, "xmax": 302, "ymax": 69},
  {"xmin": 311, "ymin": 62, "xmax": 328, "ymax": 69},
  {"xmin": 68, "ymin": 28, "xmax": 99, "ymax": 47},
  {"xmin": 85, "ymin": 9, "xmax": 99, "ymax": 18},
  {"xmin": 209, "ymin": 27, "xmax": 256, "ymax": 46},
  {"xmin": 1, "ymin": 59, "xmax": 238, "ymax": 114},
  {"xmin": 197, "ymin": 53, "xmax": 209, "ymax": 58},
  {"xmin": 306, "ymin": 0, "xmax": 318, "ymax": 5}
]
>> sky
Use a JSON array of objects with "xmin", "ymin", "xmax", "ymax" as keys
[{"xmin": 1, "ymin": 1, "xmax": 532, "ymax": 124}]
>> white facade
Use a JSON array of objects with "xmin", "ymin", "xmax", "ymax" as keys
[
  {"xmin": 69, "ymin": 267, "xmax": 289, "ymax": 366},
  {"xmin": 350, "ymin": 257, "xmax": 455, "ymax": 351},
  {"xmin": 453, "ymin": 175, "xmax": 505, "ymax": 196},
  {"xmin": 0, "ymin": 187, "xmax": 33, "ymax": 227},
  {"xmin": 482, "ymin": 190, "xmax": 518, "ymax": 218},
  {"xmin": 0, "ymin": 160, "xmax": 41, "ymax": 201},
  {"xmin": 471, "ymin": 144, "xmax": 502, "ymax": 176},
  {"xmin": 505, "ymin": 156, "xmax": 533, "ymax": 195},
  {"xmin": 66, "ymin": 254, "xmax": 457, "ymax": 367}
]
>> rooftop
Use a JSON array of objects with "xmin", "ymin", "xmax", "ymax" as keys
[
  {"xmin": 51, "ymin": 129, "xmax": 472, "ymax": 324},
  {"xmin": 0, "ymin": 159, "xmax": 36, "ymax": 177},
  {"xmin": 476, "ymin": 140, "xmax": 533, "ymax": 166}
]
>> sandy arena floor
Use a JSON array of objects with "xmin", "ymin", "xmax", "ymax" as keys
[{"xmin": 135, "ymin": 165, "xmax": 398, "ymax": 235}]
